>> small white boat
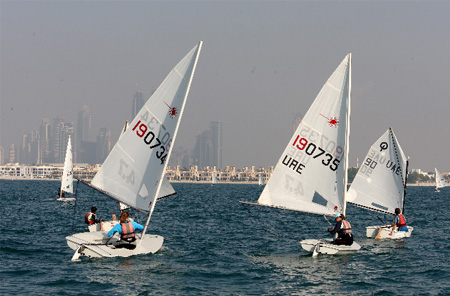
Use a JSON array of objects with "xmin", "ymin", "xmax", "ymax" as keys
[
  {"xmin": 258, "ymin": 174, "xmax": 264, "ymax": 186},
  {"xmin": 347, "ymin": 128, "xmax": 413, "ymax": 239},
  {"xmin": 57, "ymin": 136, "xmax": 76, "ymax": 202},
  {"xmin": 435, "ymin": 168, "xmax": 447, "ymax": 192},
  {"xmin": 242, "ymin": 54, "xmax": 360, "ymax": 256},
  {"xmin": 67, "ymin": 41, "xmax": 203, "ymax": 259},
  {"xmin": 366, "ymin": 225, "xmax": 414, "ymax": 239},
  {"xmin": 211, "ymin": 172, "xmax": 218, "ymax": 185}
]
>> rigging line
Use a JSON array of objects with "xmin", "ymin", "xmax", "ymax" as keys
[
  {"xmin": 71, "ymin": 180, "xmax": 80, "ymax": 235},
  {"xmin": 377, "ymin": 216, "xmax": 387, "ymax": 225},
  {"xmin": 240, "ymin": 203, "xmax": 299, "ymax": 242},
  {"xmin": 323, "ymin": 215, "xmax": 333, "ymax": 226}
]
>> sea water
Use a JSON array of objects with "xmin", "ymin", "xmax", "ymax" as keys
[{"xmin": 0, "ymin": 180, "xmax": 449, "ymax": 295}]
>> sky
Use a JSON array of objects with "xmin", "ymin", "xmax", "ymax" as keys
[{"xmin": 1, "ymin": 1, "xmax": 449, "ymax": 172}]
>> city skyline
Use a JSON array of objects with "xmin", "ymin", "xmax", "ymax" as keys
[{"xmin": 2, "ymin": 2, "xmax": 450, "ymax": 171}]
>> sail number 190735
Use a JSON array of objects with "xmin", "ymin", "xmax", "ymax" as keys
[
  {"xmin": 292, "ymin": 135, "xmax": 341, "ymax": 171},
  {"xmin": 132, "ymin": 120, "xmax": 169, "ymax": 165}
]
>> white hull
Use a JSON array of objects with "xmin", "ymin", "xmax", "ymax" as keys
[
  {"xmin": 56, "ymin": 197, "xmax": 76, "ymax": 202},
  {"xmin": 66, "ymin": 231, "xmax": 163, "ymax": 259},
  {"xmin": 366, "ymin": 225, "xmax": 413, "ymax": 239},
  {"xmin": 300, "ymin": 239, "xmax": 361, "ymax": 256},
  {"xmin": 88, "ymin": 220, "xmax": 119, "ymax": 232}
]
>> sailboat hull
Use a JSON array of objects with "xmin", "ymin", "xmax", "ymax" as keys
[
  {"xmin": 66, "ymin": 231, "xmax": 164, "ymax": 259},
  {"xmin": 87, "ymin": 221, "xmax": 119, "ymax": 232},
  {"xmin": 366, "ymin": 225, "xmax": 414, "ymax": 239},
  {"xmin": 56, "ymin": 197, "xmax": 76, "ymax": 202},
  {"xmin": 300, "ymin": 239, "xmax": 361, "ymax": 255}
]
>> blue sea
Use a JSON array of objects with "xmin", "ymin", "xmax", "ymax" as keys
[{"xmin": 1, "ymin": 180, "xmax": 449, "ymax": 295}]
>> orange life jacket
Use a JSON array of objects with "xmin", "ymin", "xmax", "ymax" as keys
[
  {"xmin": 341, "ymin": 220, "xmax": 352, "ymax": 234},
  {"xmin": 121, "ymin": 221, "xmax": 136, "ymax": 242},
  {"xmin": 396, "ymin": 214, "xmax": 407, "ymax": 228}
]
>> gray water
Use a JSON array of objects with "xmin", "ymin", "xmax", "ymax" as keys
[{"xmin": 1, "ymin": 180, "xmax": 449, "ymax": 295}]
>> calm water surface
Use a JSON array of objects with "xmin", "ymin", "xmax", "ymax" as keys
[{"xmin": 1, "ymin": 180, "xmax": 449, "ymax": 295}]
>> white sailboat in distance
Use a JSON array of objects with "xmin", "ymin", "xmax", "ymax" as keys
[
  {"xmin": 66, "ymin": 41, "xmax": 203, "ymax": 259},
  {"xmin": 435, "ymin": 168, "xmax": 447, "ymax": 192},
  {"xmin": 241, "ymin": 54, "xmax": 360, "ymax": 255},
  {"xmin": 57, "ymin": 136, "xmax": 76, "ymax": 201},
  {"xmin": 347, "ymin": 128, "xmax": 413, "ymax": 239}
]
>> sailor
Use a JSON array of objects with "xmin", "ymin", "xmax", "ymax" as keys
[
  {"xmin": 327, "ymin": 213, "xmax": 354, "ymax": 245},
  {"xmin": 85, "ymin": 206, "xmax": 102, "ymax": 225},
  {"xmin": 392, "ymin": 208, "xmax": 408, "ymax": 232},
  {"xmin": 107, "ymin": 212, "xmax": 144, "ymax": 249}
]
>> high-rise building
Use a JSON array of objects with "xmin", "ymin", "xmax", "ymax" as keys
[
  {"xmin": 77, "ymin": 105, "xmax": 92, "ymax": 142},
  {"xmin": 0, "ymin": 146, "xmax": 4, "ymax": 165},
  {"xmin": 51, "ymin": 117, "xmax": 74, "ymax": 163},
  {"xmin": 192, "ymin": 130, "xmax": 211, "ymax": 168},
  {"xmin": 96, "ymin": 127, "xmax": 111, "ymax": 164},
  {"xmin": 9, "ymin": 144, "xmax": 16, "ymax": 163},
  {"xmin": 210, "ymin": 121, "xmax": 223, "ymax": 169},
  {"xmin": 39, "ymin": 118, "xmax": 51, "ymax": 164},
  {"xmin": 132, "ymin": 91, "xmax": 145, "ymax": 119}
]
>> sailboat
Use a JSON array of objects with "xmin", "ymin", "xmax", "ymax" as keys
[
  {"xmin": 435, "ymin": 168, "xmax": 447, "ymax": 192},
  {"xmin": 258, "ymin": 174, "xmax": 264, "ymax": 186},
  {"xmin": 86, "ymin": 121, "xmax": 177, "ymax": 233},
  {"xmin": 347, "ymin": 128, "xmax": 413, "ymax": 239},
  {"xmin": 211, "ymin": 172, "xmax": 218, "ymax": 185},
  {"xmin": 57, "ymin": 136, "xmax": 76, "ymax": 201},
  {"xmin": 66, "ymin": 41, "xmax": 203, "ymax": 259},
  {"xmin": 241, "ymin": 54, "xmax": 360, "ymax": 255}
]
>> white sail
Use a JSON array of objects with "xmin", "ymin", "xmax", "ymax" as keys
[
  {"xmin": 212, "ymin": 173, "xmax": 218, "ymax": 184},
  {"xmin": 258, "ymin": 174, "xmax": 264, "ymax": 186},
  {"xmin": 61, "ymin": 136, "xmax": 74, "ymax": 194},
  {"xmin": 91, "ymin": 42, "xmax": 202, "ymax": 212},
  {"xmin": 256, "ymin": 54, "xmax": 351, "ymax": 216},
  {"xmin": 347, "ymin": 128, "xmax": 408, "ymax": 215},
  {"xmin": 118, "ymin": 120, "xmax": 176, "ymax": 199},
  {"xmin": 435, "ymin": 168, "xmax": 447, "ymax": 189}
]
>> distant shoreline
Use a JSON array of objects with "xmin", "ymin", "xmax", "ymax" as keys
[{"xmin": 0, "ymin": 176, "xmax": 437, "ymax": 186}]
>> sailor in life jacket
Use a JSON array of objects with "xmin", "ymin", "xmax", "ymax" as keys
[
  {"xmin": 107, "ymin": 212, "xmax": 144, "ymax": 247},
  {"xmin": 392, "ymin": 208, "xmax": 408, "ymax": 232},
  {"xmin": 328, "ymin": 213, "xmax": 354, "ymax": 246},
  {"xmin": 85, "ymin": 207, "xmax": 102, "ymax": 225}
]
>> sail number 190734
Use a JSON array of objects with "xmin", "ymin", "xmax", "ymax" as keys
[{"xmin": 132, "ymin": 120, "xmax": 169, "ymax": 165}]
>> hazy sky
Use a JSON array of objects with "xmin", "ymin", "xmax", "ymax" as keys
[{"xmin": 1, "ymin": 1, "xmax": 449, "ymax": 172}]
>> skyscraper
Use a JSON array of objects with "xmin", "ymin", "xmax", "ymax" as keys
[
  {"xmin": 132, "ymin": 91, "xmax": 145, "ymax": 119},
  {"xmin": 96, "ymin": 127, "xmax": 111, "ymax": 163},
  {"xmin": 77, "ymin": 105, "xmax": 92, "ymax": 142},
  {"xmin": 191, "ymin": 122, "xmax": 223, "ymax": 169},
  {"xmin": 51, "ymin": 117, "xmax": 74, "ymax": 163},
  {"xmin": 39, "ymin": 118, "xmax": 51, "ymax": 164}
]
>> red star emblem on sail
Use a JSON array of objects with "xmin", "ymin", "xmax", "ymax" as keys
[
  {"xmin": 164, "ymin": 101, "xmax": 178, "ymax": 118},
  {"xmin": 320, "ymin": 114, "xmax": 339, "ymax": 128}
]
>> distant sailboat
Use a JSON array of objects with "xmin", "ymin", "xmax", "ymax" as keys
[
  {"xmin": 435, "ymin": 168, "xmax": 447, "ymax": 192},
  {"xmin": 211, "ymin": 172, "xmax": 218, "ymax": 185},
  {"xmin": 347, "ymin": 128, "xmax": 413, "ymax": 239},
  {"xmin": 57, "ymin": 136, "xmax": 76, "ymax": 201},
  {"xmin": 66, "ymin": 41, "xmax": 203, "ymax": 259},
  {"xmin": 241, "ymin": 54, "xmax": 360, "ymax": 255},
  {"xmin": 258, "ymin": 174, "xmax": 264, "ymax": 186}
]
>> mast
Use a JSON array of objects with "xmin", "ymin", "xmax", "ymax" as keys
[
  {"xmin": 402, "ymin": 159, "xmax": 409, "ymax": 215},
  {"xmin": 342, "ymin": 53, "xmax": 351, "ymax": 216},
  {"xmin": 140, "ymin": 41, "xmax": 203, "ymax": 241}
]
